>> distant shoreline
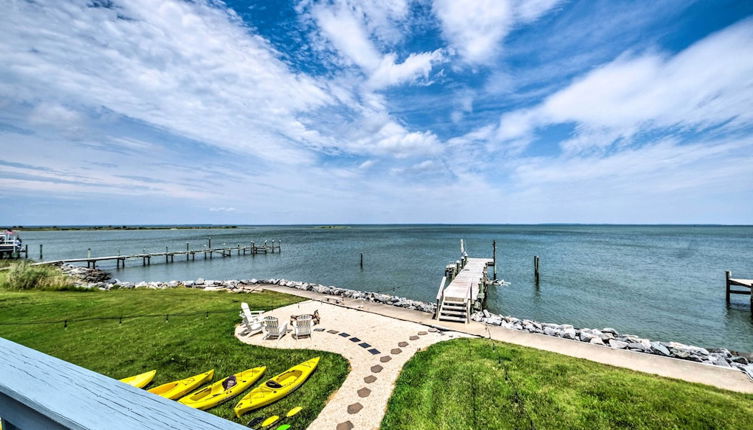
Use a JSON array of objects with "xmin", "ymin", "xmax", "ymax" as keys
[{"xmin": 9, "ymin": 225, "xmax": 239, "ymax": 232}]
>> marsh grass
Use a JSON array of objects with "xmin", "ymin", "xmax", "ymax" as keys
[
  {"xmin": 0, "ymin": 288, "xmax": 349, "ymax": 426},
  {"xmin": 0, "ymin": 261, "xmax": 72, "ymax": 290}
]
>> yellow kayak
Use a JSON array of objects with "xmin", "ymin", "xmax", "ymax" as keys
[
  {"xmin": 234, "ymin": 357, "xmax": 320, "ymax": 417},
  {"xmin": 179, "ymin": 367, "xmax": 265, "ymax": 410},
  {"xmin": 148, "ymin": 370, "xmax": 214, "ymax": 400},
  {"xmin": 119, "ymin": 370, "xmax": 156, "ymax": 388}
]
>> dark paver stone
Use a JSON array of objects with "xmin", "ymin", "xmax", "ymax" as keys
[
  {"xmin": 380, "ymin": 356, "xmax": 392, "ymax": 363},
  {"xmin": 349, "ymin": 337, "xmax": 361, "ymax": 342},
  {"xmin": 357, "ymin": 387, "xmax": 372, "ymax": 398},
  {"xmin": 314, "ymin": 328, "xmax": 325, "ymax": 332},
  {"xmin": 429, "ymin": 328, "xmax": 439, "ymax": 332},
  {"xmin": 327, "ymin": 329, "xmax": 339, "ymax": 334},
  {"xmin": 336, "ymin": 421, "xmax": 354, "ymax": 430},
  {"xmin": 367, "ymin": 348, "xmax": 380, "ymax": 355},
  {"xmin": 409, "ymin": 335, "xmax": 419, "ymax": 340},
  {"xmin": 391, "ymin": 348, "xmax": 402, "ymax": 355},
  {"xmin": 347, "ymin": 403, "xmax": 363, "ymax": 414},
  {"xmin": 370, "ymin": 364, "xmax": 383, "ymax": 373},
  {"xmin": 398, "ymin": 341, "xmax": 409, "ymax": 347},
  {"xmin": 339, "ymin": 332, "xmax": 350, "ymax": 337},
  {"xmin": 364, "ymin": 375, "xmax": 377, "ymax": 383},
  {"xmin": 358, "ymin": 342, "xmax": 371, "ymax": 348},
  {"xmin": 418, "ymin": 331, "xmax": 428, "ymax": 335}
]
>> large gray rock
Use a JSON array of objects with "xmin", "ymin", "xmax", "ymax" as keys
[
  {"xmin": 651, "ymin": 342, "xmax": 671, "ymax": 356},
  {"xmin": 609, "ymin": 340, "xmax": 628, "ymax": 349},
  {"xmin": 579, "ymin": 330, "xmax": 595, "ymax": 343},
  {"xmin": 589, "ymin": 337, "xmax": 605, "ymax": 346},
  {"xmin": 562, "ymin": 327, "xmax": 577, "ymax": 340},
  {"xmin": 543, "ymin": 327, "xmax": 561, "ymax": 337}
]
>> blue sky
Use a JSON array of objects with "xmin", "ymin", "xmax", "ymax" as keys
[{"xmin": 1, "ymin": 0, "xmax": 752, "ymax": 225}]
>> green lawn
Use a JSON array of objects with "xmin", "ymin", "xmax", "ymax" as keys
[
  {"xmin": 382, "ymin": 338, "xmax": 753, "ymax": 430},
  {"xmin": 0, "ymin": 288, "xmax": 349, "ymax": 427}
]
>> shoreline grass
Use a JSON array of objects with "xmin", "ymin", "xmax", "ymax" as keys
[
  {"xmin": 382, "ymin": 338, "xmax": 753, "ymax": 429},
  {"xmin": 0, "ymin": 288, "xmax": 349, "ymax": 427}
]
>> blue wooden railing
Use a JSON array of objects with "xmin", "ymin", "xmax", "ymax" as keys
[{"xmin": 0, "ymin": 337, "xmax": 246, "ymax": 430}]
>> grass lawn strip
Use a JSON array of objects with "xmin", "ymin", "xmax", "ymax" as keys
[{"xmin": 382, "ymin": 338, "xmax": 753, "ymax": 430}]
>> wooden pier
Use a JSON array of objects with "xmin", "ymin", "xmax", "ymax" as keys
[
  {"xmin": 29, "ymin": 241, "xmax": 281, "ymax": 270},
  {"xmin": 725, "ymin": 271, "xmax": 752, "ymax": 314},
  {"xmin": 434, "ymin": 240, "xmax": 495, "ymax": 323}
]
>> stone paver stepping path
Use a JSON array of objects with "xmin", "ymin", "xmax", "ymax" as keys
[
  {"xmin": 418, "ymin": 331, "xmax": 428, "ymax": 335},
  {"xmin": 398, "ymin": 341, "xmax": 409, "ymax": 347},
  {"xmin": 409, "ymin": 335, "xmax": 419, "ymax": 340},
  {"xmin": 429, "ymin": 328, "xmax": 439, "ymax": 332},
  {"xmin": 314, "ymin": 327, "xmax": 325, "ymax": 332},
  {"xmin": 235, "ymin": 300, "xmax": 468, "ymax": 429}
]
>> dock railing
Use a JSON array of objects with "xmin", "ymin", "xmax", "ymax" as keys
[
  {"xmin": 434, "ymin": 276, "xmax": 447, "ymax": 319},
  {"xmin": 0, "ymin": 337, "xmax": 246, "ymax": 430}
]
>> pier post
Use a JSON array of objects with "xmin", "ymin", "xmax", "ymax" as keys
[
  {"xmin": 165, "ymin": 246, "xmax": 169, "ymax": 263},
  {"xmin": 725, "ymin": 271, "xmax": 731, "ymax": 304},
  {"xmin": 360, "ymin": 253, "xmax": 364, "ymax": 269},
  {"xmin": 39, "ymin": 244, "xmax": 43, "ymax": 260},
  {"xmin": 87, "ymin": 248, "xmax": 91, "ymax": 259},
  {"xmin": 186, "ymin": 243, "xmax": 189, "ymax": 261},
  {"xmin": 534, "ymin": 256, "xmax": 540, "ymax": 285},
  {"xmin": 208, "ymin": 237, "xmax": 212, "ymax": 250},
  {"xmin": 492, "ymin": 240, "xmax": 497, "ymax": 280},
  {"xmin": 251, "ymin": 241, "xmax": 255, "ymax": 255}
]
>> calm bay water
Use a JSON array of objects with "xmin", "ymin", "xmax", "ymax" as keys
[{"xmin": 18, "ymin": 225, "xmax": 753, "ymax": 351}]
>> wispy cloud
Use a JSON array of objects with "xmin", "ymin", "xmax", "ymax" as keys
[
  {"xmin": 494, "ymin": 18, "xmax": 753, "ymax": 153},
  {"xmin": 433, "ymin": 0, "xmax": 563, "ymax": 64}
]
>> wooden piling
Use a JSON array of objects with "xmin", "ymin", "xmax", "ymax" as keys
[
  {"xmin": 725, "ymin": 270, "xmax": 731, "ymax": 304},
  {"xmin": 39, "ymin": 244, "xmax": 43, "ymax": 260},
  {"xmin": 534, "ymin": 256, "xmax": 540, "ymax": 285},
  {"xmin": 492, "ymin": 240, "xmax": 497, "ymax": 280},
  {"xmin": 360, "ymin": 252, "xmax": 364, "ymax": 269}
]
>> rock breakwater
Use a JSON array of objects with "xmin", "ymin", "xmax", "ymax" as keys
[{"xmin": 62, "ymin": 264, "xmax": 752, "ymax": 381}]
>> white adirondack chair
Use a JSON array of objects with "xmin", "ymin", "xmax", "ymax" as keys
[
  {"xmin": 262, "ymin": 316, "xmax": 287, "ymax": 340},
  {"xmin": 240, "ymin": 303, "xmax": 264, "ymax": 336},
  {"xmin": 292, "ymin": 314, "xmax": 313, "ymax": 339}
]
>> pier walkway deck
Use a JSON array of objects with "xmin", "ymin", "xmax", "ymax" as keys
[
  {"xmin": 443, "ymin": 257, "xmax": 495, "ymax": 303},
  {"xmin": 19, "ymin": 242, "xmax": 281, "ymax": 270}
]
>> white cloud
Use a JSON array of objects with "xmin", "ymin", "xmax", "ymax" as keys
[
  {"xmin": 433, "ymin": 0, "xmax": 563, "ymax": 64},
  {"xmin": 208, "ymin": 207, "xmax": 236, "ymax": 213},
  {"xmin": 495, "ymin": 18, "xmax": 753, "ymax": 153},
  {"xmin": 309, "ymin": 0, "xmax": 444, "ymax": 89},
  {"xmin": 0, "ymin": 0, "xmax": 338, "ymax": 165}
]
